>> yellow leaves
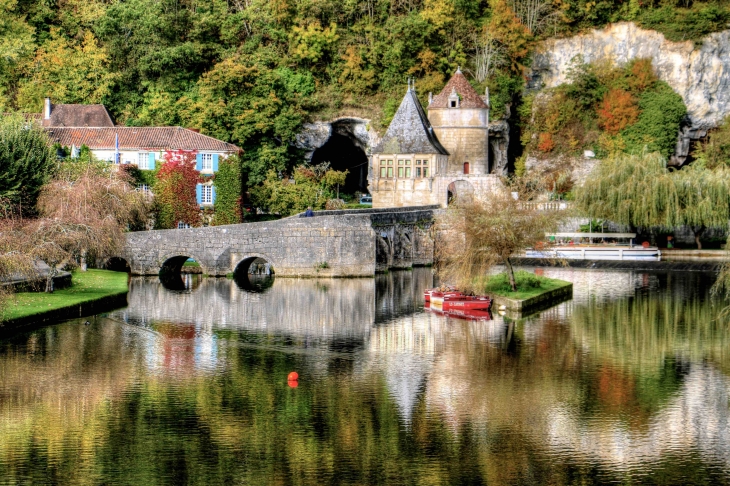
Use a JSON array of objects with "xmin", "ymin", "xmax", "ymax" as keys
[
  {"xmin": 420, "ymin": 0, "xmax": 455, "ymax": 32},
  {"xmin": 16, "ymin": 28, "xmax": 117, "ymax": 112},
  {"xmin": 288, "ymin": 21, "xmax": 339, "ymax": 64}
]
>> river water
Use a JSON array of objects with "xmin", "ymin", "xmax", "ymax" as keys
[{"xmin": 0, "ymin": 268, "xmax": 729, "ymax": 485}]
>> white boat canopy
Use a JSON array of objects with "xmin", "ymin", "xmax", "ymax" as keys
[{"xmin": 545, "ymin": 232, "xmax": 636, "ymax": 239}]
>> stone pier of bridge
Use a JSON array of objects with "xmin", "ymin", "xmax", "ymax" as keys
[{"xmin": 118, "ymin": 206, "xmax": 437, "ymax": 277}]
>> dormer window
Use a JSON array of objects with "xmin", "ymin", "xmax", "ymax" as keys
[{"xmin": 448, "ymin": 87, "xmax": 460, "ymax": 108}]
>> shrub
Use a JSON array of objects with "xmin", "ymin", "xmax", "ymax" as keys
[
  {"xmin": 538, "ymin": 132, "xmax": 556, "ymax": 152},
  {"xmin": 622, "ymin": 82, "xmax": 686, "ymax": 157},
  {"xmin": 481, "ymin": 271, "xmax": 543, "ymax": 294},
  {"xmin": 597, "ymin": 88, "xmax": 639, "ymax": 135}
]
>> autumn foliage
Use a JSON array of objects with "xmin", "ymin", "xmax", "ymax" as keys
[
  {"xmin": 537, "ymin": 132, "xmax": 555, "ymax": 152},
  {"xmin": 155, "ymin": 150, "xmax": 201, "ymax": 229},
  {"xmin": 597, "ymin": 89, "xmax": 640, "ymax": 135}
]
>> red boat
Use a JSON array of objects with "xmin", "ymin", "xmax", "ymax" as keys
[
  {"xmin": 430, "ymin": 292, "xmax": 492, "ymax": 310},
  {"xmin": 424, "ymin": 287, "xmax": 461, "ymax": 302},
  {"xmin": 427, "ymin": 306, "xmax": 493, "ymax": 321}
]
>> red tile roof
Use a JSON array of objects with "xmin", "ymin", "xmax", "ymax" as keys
[
  {"xmin": 43, "ymin": 104, "xmax": 115, "ymax": 127},
  {"xmin": 429, "ymin": 69, "xmax": 489, "ymax": 109},
  {"xmin": 45, "ymin": 127, "xmax": 240, "ymax": 152}
]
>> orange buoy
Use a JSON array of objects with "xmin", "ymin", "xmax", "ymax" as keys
[
  {"xmin": 288, "ymin": 371, "xmax": 299, "ymax": 381},
  {"xmin": 288, "ymin": 379, "xmax": 299, "ymax": 388}
]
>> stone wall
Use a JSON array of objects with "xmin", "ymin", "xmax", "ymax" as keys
[{"xmin": 121, "ymin": 209, "xmax": 437, "ymax": 277}]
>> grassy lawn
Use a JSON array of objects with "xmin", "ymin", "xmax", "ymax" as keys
[
  {"xmin": 478, "ymin": 271, "xmax": 572, "ymax": 300},
  {"xmin": 2, "ymin": 269, "xmax": 129, "ymax": 321},
  {"xmin": 183, "ymin": 260, "xmax": 200, "ymax": 267}
]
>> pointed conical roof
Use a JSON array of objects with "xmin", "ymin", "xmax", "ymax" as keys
[
  {"xmin": 429, "ymin": 69, "xmax": 489, "ymax": 109},
  {"xmin": 373, "ymin": 86, "xmax": 448, "ymax": 155}
]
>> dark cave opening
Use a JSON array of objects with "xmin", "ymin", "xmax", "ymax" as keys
[{"xmin": 311, "ymin": 132, "xmax": 369, "ymax": 195}]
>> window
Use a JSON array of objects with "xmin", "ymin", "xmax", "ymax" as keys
[
  {"xmin": 201, "ymin": 153, "xmax": 213, "ymax": 171},
  {"xmin": 138, "ymin": 152, "xmax": 148, "ymax": 168},
  {"xmin": 416, "ymin": 167, "xmax": 421, "ymax": 177},
  {"xmin": 136, "ymin": 184, "xmax": 150, "ymax": 193},
  {"xmin": 398, "ymin": 159, "xmax": 404, "ymax": 166},
  {"xmin": 380, "ymin": 167, "xmax": 387, "ymax": 177},
  {"xmin": 201, "ymin": 185, "xmax": 213, "ymax": 204},
  {"xmin": 423, "ymin": 167, "xmax": 429, "ymax": 177},
  {"xmin": 398, "ymin": 167, "xmax": 404, "ymax": 178},
  {"xmin": 387, "ymin": 167, "xmax": 393, "ymax": 177},
  {"xmin": 387, "ymin": 159, "xmax": 393, "ymax": 165},
  {"xmin": 450, "ymin": 100, "xmax": 457, "ymax": 108},
  {"xmin": 405, "ymin": 167, "xmax": 411, "ymax": 177},
  {"xmin": 177, "ymin": 221, "xmax": 191, "ymax": 229},
  {"xmin": 464, "ymin": 162, "xmax": 470, "ymax": 175}
]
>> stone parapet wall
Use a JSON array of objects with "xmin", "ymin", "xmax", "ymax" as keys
[{"xmin": 122, "ymin": 208, "xmax": 437, "ymax": 277}]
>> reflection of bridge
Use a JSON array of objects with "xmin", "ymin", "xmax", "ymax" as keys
[{"xmin": 119, "ymin": 207, "xmax": 437, "ymax": 277}]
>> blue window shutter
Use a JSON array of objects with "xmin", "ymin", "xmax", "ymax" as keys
[
  {"xmin": 211, "ymin": 186, "xmax": 216, "ymax": 204},
  {"xmin": 195, "ymin": 153, "xmax": 203, "ymax": 171},
  {"xmin": 196, "ymin": 184, "xmax": 202, "ymax": 205},
  {"xmin": 212, "ymin": 154, "xmax": 219, "ymax": 172},
  {"xmin": 148, "ymin": 152, "xmax": 155, "ymax": 170}
]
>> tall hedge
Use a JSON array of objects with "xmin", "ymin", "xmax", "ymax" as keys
[{"xmin": 213, "ymin": 155, "xmax": 243, "ymax": 225}]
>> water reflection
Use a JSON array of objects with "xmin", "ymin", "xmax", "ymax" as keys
[{"xmin": 0, "ymin": 268, "xmax": 729, "ymax": 484}]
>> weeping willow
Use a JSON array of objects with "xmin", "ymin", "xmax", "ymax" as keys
[{"xmin": 575, "ymin": 151, "xmax": 730, "ymax": 231}]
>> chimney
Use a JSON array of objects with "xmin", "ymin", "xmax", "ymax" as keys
[
  {"xmin": 44, "ymin": 98, "xmax": 52, "ymax": 120},
  {"xmin": 428, "ymin": 92, "xmax": 433, "ymax": 105}
]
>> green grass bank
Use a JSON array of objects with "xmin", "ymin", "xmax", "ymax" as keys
[
  {"xmin": 477, "ymin": 271, "xmax": 573, "ymax": 313},
  {"xmin": 1, "ymin": 269, "xmax": 129, "ymax": 329}
]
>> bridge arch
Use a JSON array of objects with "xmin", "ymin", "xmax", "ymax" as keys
[
  {"xmin": 104, "ymin": 256, "xmax": 131, "ymax": 273},
  {"xmin": 159, "ymin": 252, "xmax": 209, "ymax": 276},
  {"xmin": 233, "ymin": 253, "xmax": 277, "ymax": 276}
]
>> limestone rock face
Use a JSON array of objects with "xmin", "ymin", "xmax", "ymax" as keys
[
  {"xmin": 531, "ymin": 22, "xmax": 730, "ymax": 131},
  {"xmin": 295, "ymin": 117, "xmax": 381, "ymax": 162}
]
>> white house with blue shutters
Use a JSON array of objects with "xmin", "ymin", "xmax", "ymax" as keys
[{"xmin": 45, "ymin": 126, "xmax": 240, "ymax": 208}]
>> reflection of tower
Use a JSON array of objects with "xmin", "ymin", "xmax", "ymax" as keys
[
  {"xmin": 365, "ymin": 314, "xmax": 438, "ymax": 423},
  {"xmin": 427, "ymin": 68, "xmax": 491, "ymax": 175}
]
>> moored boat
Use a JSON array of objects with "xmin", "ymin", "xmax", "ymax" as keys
[
  {"xmin": 430, "ymin": 292, "xmax": 492, "ymax": 310},
  {"xmin": 424, "ymin": 287, "xmax": 461, "ymax": 302}
]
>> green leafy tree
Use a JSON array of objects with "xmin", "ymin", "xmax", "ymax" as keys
[
  {"xmin": 181, "ymin": 54, "xmax": 315, "ymax": 186},
  {"xmin": 0, "ymin": 115, "xmax": 56, "ymax": 212},
  {"xmin": 621, "ymin": 82, "xmax": 686, "ymax": 158},
  {"xmin": 250, "ymin": 165, "xmax": 348, "ymax": 216}
]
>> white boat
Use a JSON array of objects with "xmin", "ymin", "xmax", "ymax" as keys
[{"xmin": 525, "ymin": 232, "xmax": 661, "ymax": 261}]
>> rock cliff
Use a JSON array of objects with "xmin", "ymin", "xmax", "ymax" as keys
[{"xmin": 531, "ymin": 22, "xmax": 730, "ymax": 162}]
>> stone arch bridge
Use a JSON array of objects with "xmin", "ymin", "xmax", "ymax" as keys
[{"xmin": 119, "ymin": 206, "xmax": 438, "ymax": 277}]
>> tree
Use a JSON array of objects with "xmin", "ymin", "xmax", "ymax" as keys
[
  {"xmin": 15, "ymin": 30, "xmax": 118, "ymax": 112},
  {"xmin": 575, "ymin": 151, "xmax": 730, "ymax": 249},
  {"xmin": 597, "ymin": 88, "xmax": 639, "ymax": 135},
  {"xmin": 8, "ymin": 164, "xmax": 148, "ymax": 291},
  {"xmin": 436, "ymin": 178, "xmax": 565, "ymax": 292},
  {"xmin": 154, "ymin": 150, "xmax": 201, "ymax": 229},
  {"xmin": 250, "ymin": 164, "xmax": 348, "ymax": 216},
  {"xmin": 0, "ymin": 115, "xmax": 56, "ymax": 213}
]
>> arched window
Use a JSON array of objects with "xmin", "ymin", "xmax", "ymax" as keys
[{"xmin": 463, "ymin": 162, "xmax": 470, "ymax": 175}]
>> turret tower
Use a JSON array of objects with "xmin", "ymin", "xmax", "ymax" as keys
[{"xmin": 427, "ymin": 68, "xmax": 491, "ymax": 175}]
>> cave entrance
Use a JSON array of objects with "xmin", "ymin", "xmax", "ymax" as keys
[{"xmin": 311, "ymin": 130, "xmax": 368, "ymax": 195}]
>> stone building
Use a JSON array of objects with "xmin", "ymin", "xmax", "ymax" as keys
[{"xmin": 369, "ymin": 69, "xmax": 502, "ymax": 208}]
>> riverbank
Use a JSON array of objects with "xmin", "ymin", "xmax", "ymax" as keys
[{"xmin": 1, "ymin": 269, "xmax": 129, "ymax": 331}]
